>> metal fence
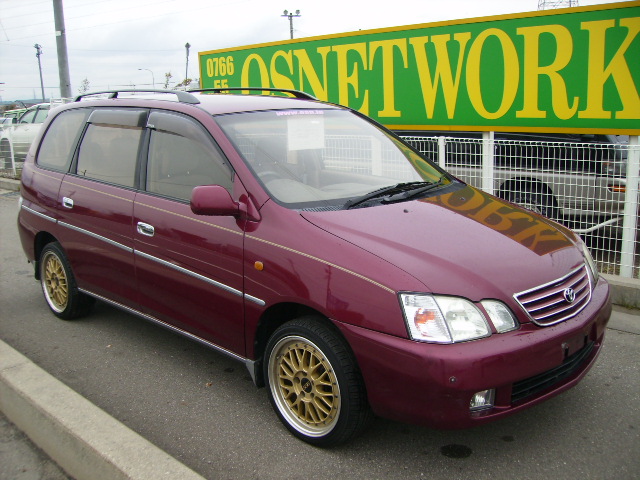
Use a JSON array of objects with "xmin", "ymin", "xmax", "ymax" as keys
[{"xmin": 402, "ymin": 135, "xmax": 640, "ymax": 279}]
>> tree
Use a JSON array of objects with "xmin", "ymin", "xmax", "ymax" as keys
[
  {"xmin": 78, "ymin": 78, "xmax": 91, "ymax": 94},
  {"xmin": 163, "ymin": 71, "xmax": 173, "ymax": 89},
  {"xmin": 173, "ymin": 78, "xmax": 193, "ymax": 90}
]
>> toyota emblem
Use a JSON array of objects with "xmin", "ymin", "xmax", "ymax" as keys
[{"xmin": 563, "ymin": 288, "xmax": 576, "ymax": 303}]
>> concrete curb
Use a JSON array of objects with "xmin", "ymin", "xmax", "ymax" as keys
[
  {"xmin": 603, "ymin": 274, "xmax": 640, "ymax": 311},
  {"xmin": 0, "ymin": 340, "xmax": 206, "ymax": 480},
  {"xmin": 0, "ymin": 177, "xmax": 21, "ymax": 191}
]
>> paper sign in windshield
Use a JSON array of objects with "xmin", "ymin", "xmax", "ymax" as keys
[{"xmin": 287, "ymin": 115, "xmax": 325, "ymax": 150}]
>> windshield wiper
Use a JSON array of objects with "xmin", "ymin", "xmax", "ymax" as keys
[
  {"xmin": 344, "ymin": 180, "xmax": 444, "ymax": 210},
  {"xmin": 383, "ymin": 179, "xmax": 446, "ymax": 203}
]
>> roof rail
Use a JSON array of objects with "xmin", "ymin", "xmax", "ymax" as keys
[
  {"xmin": 188, "ymin": 87, "xmax": 317, "ymax": 101},
  {"xmin": 74, "ymin": 89, "xmax": 201, "ymax": 105}
]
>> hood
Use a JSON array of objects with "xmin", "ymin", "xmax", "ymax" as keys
[{"xmin": 301, "ymin": 185, "xmax": 584, "ymax": 303}]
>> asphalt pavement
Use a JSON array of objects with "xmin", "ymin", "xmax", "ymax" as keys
[
  {"xmin": 0, "ymin": 181, "xmax": 205, "ymax": 479},
  {"xmin": 1, "ymin": 177, "xmax": 639, "ymax": 480}
]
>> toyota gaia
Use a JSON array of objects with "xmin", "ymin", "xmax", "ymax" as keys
[{"xmin": 17, "ymin": 89, "xmax": 611, "ymax": 446}]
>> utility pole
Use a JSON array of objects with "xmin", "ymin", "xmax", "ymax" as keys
[
  {"xmin": 281, "ymin": 10, "xmax": 301, "ymax": 39},
  {"xmin": 53, "ymin": 0, "xmax": 72, "ymax": 98},
  {"xmin": 185, "ymin": 42, "xmax": 191, "ymax": 88},
  {"xmin": 34, "ymin": 44, "xmax": 45, "ymax": 102}
]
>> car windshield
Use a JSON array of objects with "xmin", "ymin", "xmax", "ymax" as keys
[{"xmin": 215, "ymin": 108, "xmax": 450, "ymax": 209}]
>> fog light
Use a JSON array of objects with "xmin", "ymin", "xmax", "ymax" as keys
[{"xmin": 470, "ymin": 389, "xmax": 495, "ymax": 411}]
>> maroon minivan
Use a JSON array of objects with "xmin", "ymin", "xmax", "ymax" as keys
[{"xmin": 18, "ymin": 89, "xmax": 611, "ymax": 446}]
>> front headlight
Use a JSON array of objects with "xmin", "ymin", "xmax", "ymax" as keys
[
  {"xmin": 579, "ymin": 239, "xmax": 599, "ymax": 281},
  {"xmin": 400, "ymin": 294, "xmax": 491, "ymax": 343},
  {"xmin": 481, "ymin": 300, "xmax": 518, "ymax": 333}
]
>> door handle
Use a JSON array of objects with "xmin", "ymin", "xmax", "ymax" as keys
[
  {"xmin": 62, "ymin": 197, "xmax": 74, "ymax": 209},
  {"xmin": 137, "ymin": 222, "xmax": 155, "ymax": 237}
]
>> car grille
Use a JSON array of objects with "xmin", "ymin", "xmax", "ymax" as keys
[
  {"xmin": 511, "ymin": 341, "xmax": 594, "ymax": 404},
  {"xmin": 514, "ymin": 265, "xmax": 591, "ymax": 326}
]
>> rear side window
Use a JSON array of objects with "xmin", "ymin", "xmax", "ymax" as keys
[
  {"xmin": 76, "ymin": 109, "xmax": 145, "ymax": 188},
  {"xmin": 37, "ymin": 109, "xmax": 89, "ymax": 172},
  {"xmin": 145, "ymin": 111, "xmax": 233, "ymax": 201},
  {"xmin": 34, "ymin": 106, "xmax": 49, "ymax": 123}
]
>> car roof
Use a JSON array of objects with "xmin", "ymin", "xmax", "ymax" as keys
[
  {"xmin": 25, "ymin": 103, "xmax": 50, "ymax": 109},
  {"xmin": 192, "ymin": 93, "xmax": 341, "ymax": 115}
]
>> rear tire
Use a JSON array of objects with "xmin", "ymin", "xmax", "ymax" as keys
[
  {"xmin": 39, "ymin": 242, "xmax": 94, "ymax": 320},
  {"xmin": 264, "ymin": 316, "xmax": 372, "ymax": 447}
]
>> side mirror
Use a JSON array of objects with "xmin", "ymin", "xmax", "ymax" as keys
[{"xmin": 190, "ymin": 185, "xmax": 240, "ymax": 216}]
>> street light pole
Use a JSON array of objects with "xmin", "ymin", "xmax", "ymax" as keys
[
  {"xmin": 34, "ymin": 44, "xmax": 45, "ymax": 102},
  {"xmin": 138, "ymin": 68, "xmax": 155, "ymax": 88},
  {"xmin": 281, "ymin": 10, "xmax": 301, "ymax": 39}
]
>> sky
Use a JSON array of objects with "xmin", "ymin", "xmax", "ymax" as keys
[{"xmin": 0, "ymin": 0, "xmax": 628, "ymax": 102}]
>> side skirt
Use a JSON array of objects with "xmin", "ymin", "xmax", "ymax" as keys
[{"xmin": 79, "ymin": 289, "xmax": 260, "ymax": 385}]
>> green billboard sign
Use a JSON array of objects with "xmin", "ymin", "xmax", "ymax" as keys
[{"xmin": 199, "ymin": 2, "xmax": 640, "ymax": 134}]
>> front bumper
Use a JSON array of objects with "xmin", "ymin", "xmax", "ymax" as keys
[{"xmin": 336, "ymin": 276, "xmax": 611, "ymax": 429}]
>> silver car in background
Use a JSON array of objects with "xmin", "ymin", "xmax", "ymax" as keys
[{"xmin": 402, "ymin": 131, "xmax": 629, "ymax": 235}]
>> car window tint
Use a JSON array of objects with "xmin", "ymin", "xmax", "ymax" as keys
[
  {"xmin": 37, "ymin": 109, "xmax": 90, "ymax": 171},
  {"xmin": 76, "ymin": 123, "xmax": 142, "ymax": 188},
  {"xmin": 146, "ymin": 111, "xmax": 233, "ymax": 201}
]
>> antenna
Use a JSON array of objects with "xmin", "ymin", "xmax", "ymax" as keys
[{"xmin": 538, "ymin": 0, "xmax": 579, "ymax": 10}]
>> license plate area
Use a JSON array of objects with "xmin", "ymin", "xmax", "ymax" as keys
[{"xmin": 562, "ymin": 333, "xmax": 589, "ymax": 360}]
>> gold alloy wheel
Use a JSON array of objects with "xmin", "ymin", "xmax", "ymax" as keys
[
  {"xmin": 42, "ymin": 251, "xmax": 69, "ymax": 313},
  {"xmin": 269, "ymin": 335, "xmax": 341, "ymax": 437}
]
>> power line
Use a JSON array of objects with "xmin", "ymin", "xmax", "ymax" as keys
[
  {"xmin": 2, "ymin": 0, "xmax": 178, "ymax": 30},
  {"xmin": 1, "ymin": 0, "xmax": 254, "ymax": 42}
]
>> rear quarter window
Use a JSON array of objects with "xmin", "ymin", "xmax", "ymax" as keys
[{"xmin": 36, "ymin": 109, "xmax": 90, "ymax": 172}]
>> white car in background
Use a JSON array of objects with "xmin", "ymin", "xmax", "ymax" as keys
[
  {"xmin": 0, "ymin": 117, "xmax": 14, "ymax": 132},
  {"xmin": 1, "ymin": 103, "xmax": 51, "ymax": 169}
]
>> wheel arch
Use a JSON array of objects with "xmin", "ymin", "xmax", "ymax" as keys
[
  {"xmin": 497, "ymin": 176, "xmax": 557, "ymax": 203},
  {"xmin": 33, "ymin": 231, "xmax": 58, "ymax": 280},
  {"xmin": 251, "ymin": 302, "xmax": 348, "ymax": 387}
]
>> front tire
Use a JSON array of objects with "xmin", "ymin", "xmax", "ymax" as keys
[
  {"xmin": 40, "ymin": 242, "xmax": 94, "ymax": 320},
  {"xmin": 264, "ymin": 317, "xmax": 371, "ymax": 447}
]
